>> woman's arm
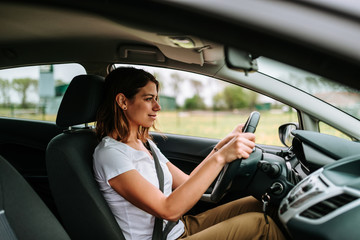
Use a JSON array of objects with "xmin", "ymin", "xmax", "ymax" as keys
[
  {"xmin": 168, "ymin": 124, "xmax": 246, "ymax": 189},
  {"xmin": 167, "ymin": 161, "xmax": 189, "ymax": 189},
  {"xmin": 109, "ymin": 132, "xmax": 255, "ymax": 222},
  {"xmin": 153, "ymin": 124, "xmax": 245, "ymax": 190},
  {"xmin": 109, "ymin": 154, "xmax": 223, "ymax": 221}
]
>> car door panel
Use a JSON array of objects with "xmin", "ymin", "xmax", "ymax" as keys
[
  {"xmin": 0, "ymin": 118, "xmax": 62, "ymax": 172},
  {"xmin": 0, "ymin": 118, "xmax": 62, "ymax": 216},
  {"xmin": 152, "ymin": 132, "xmax": 286, "ymax": 172},
  {"xmin": 152, "ymin": 132, "xmax": 218, "ymax": 174}
]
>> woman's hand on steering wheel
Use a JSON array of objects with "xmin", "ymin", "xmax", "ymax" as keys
[
  {"xmin": 217, "ymin": 132, "xmax": 256, "ymax": 164},
  {"xmin": 210, "ymin": 111, "xmax": 260, "ymax": 203},
  {"xmin": 213, "ymin": 123, "xmax": 246, "ymax": 151}
]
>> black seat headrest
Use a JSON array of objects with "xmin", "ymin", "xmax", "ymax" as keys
[{"xmin": 56, "ymin": 75, "xmax": 105, "ymax": 128}]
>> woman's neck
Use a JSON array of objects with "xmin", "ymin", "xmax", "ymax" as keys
[
  {"xmin": 110, "ymin": 129, "xmax": 151, "ymax": 157},
  {"xmin": 109, "ymin": 128, "xmax": 138, "ymax": 143},
  {"xmin": 126, "ymin": 127, "xmax": 139, "ymax": 143}
]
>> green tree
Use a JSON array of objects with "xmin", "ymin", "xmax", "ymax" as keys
[
  {"xmin": 213, "ymin": 91, "xmax": 227, "ymax": 110},
  {"xmin": 12, "ymin": 78, "xmax": 38, "ymax": 108},
  {"xmin": 246, "ymin": 89, "xmax": 258, "ymax": 109},
  {"xmin": 0, "ymin": 78, "xmax": 11, "ymax": 106},
  {"xmin": 184, "ymin": 94, "xmax": 206, "ymax": 110},
  {"xmin": 223, "ymin": 85, "xmax": 249, "ymax": 110},
  {"xmin": 213, "ymin": 85, "xmax": 259, "ymax": 110}
]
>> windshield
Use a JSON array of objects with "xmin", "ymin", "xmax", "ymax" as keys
[{"xmin": 257, "ymin": 57, "xmax": 360, "ymax": 120}]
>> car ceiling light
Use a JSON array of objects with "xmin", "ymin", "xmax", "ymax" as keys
[{"xmin": 168, "ymin": 37, "xmax": 196, "ymax": 48}]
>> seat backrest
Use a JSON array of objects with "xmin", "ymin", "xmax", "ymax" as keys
[
  {"xmin": 0, "ymin": 155, "xmax": 70, "ymax": 240},
  {"xmin": 46, "ymin": 75, "xmax": 125, "ymax": 240}
]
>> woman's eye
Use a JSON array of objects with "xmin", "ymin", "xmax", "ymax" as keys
[{"xmin": 145, "ymin": 98, "xmax": 152, "ymax": 101}]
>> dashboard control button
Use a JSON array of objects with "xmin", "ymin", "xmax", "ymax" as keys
[
  {"xmin": 280, "ymin": 203, "xmax": 288, "ymax": 214},
  {"xmin": 288, "ymin": 195, "xmax": 295, "ymax": 203},
  {"xmin": 302, "ymin": 183, "xmax": 313, "ymax": 192}
]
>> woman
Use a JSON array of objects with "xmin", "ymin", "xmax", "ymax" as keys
[{"xmin": 93, "ymin": 67, "xmax": 285, "ymax": 240}]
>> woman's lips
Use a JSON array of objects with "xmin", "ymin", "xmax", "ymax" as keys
[{"xmin": 149, "ymin": 114, "xmax": 157, "ymax": 119}]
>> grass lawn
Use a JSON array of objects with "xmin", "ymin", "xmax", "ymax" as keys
[{"xmin": 155, "ymin": 110, "xmax": 298, "ymax": 146}]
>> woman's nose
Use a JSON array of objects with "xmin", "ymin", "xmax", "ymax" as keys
[{"xmin": 153, "ymin": 100, "xmax": 161, "ymax": 111}]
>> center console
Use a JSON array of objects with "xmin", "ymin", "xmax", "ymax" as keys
[{"xmin": 279, "ymin": 155, "xmax": 360, "ymax": 239}]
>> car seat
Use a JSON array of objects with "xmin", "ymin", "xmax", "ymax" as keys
[
  {"xmin": 46, "ymin": 75, "xmax": 125, "ymax": 240},
  {"xmin": 0, "ymin": 155, "xmax": 70, "ymax": 240}
]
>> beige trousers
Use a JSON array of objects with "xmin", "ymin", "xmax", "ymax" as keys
[{"xmin": 178, "ymin": 196, "xmax": 286, "ymax": 240}]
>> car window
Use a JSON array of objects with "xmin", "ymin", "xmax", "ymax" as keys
[
  {"xmin": 116, "ymin": 64, "xmax": 298, "ymax": 146},
  {"xmin": 0, "ymin": 63, "xmax": 86, "ymax": 121},
  {"xmin": 319, "ymin": 121, "xmax": 352, "ymax": 141},
  {"xmin": 258, "ymin": 57, "xmax": 360, "ymax": 121}
]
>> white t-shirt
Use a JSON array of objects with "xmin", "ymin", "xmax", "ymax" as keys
[{"xmin": 93, "ymin": 136, "xmax": 185, "ymax": 240}]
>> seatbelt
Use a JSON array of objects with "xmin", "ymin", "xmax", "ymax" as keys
[{"xmin": 147, "ymin": 141, "xmax": 178, "ymax": 240}]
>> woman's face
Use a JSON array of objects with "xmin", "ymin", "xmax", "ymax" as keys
[{"xmin": 123, "ymin": 81, "xmax": 161, "ymax": 129}]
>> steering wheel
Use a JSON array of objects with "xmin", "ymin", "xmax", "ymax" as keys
[{"xmin": 210, "ymin": 111, "xmax": 260, "ymax": 202}]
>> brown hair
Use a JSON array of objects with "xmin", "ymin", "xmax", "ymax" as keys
[{"xmin": 96, "ymin": 67, "xmax": 159, "ymax": 143}]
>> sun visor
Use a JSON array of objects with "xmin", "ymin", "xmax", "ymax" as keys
[
  {"xmin": 118, "ymin": 45, "xmax": 166, "ymax": 63},
  {"xmin": 157, "ymin": 44, "xmax": 204, "ymax": 65}
]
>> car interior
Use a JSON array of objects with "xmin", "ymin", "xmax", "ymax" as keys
[
  {"xmin": 1, "ymin": 1, "xmax": 360, "ymax": 240},
  {"xmin": 0, "ymin": 155, "xmax": 70, "ymax": 240}
]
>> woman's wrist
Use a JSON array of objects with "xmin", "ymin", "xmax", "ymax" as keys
[{"xmin": 211, "ymin": 148, "xmax": 226, "ymax": 165}]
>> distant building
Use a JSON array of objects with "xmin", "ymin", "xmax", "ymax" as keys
[
  {"xmin": 39, "ymin": 65, "xmax": 63, "ymax": 114},
  {"xmin": 159, "ymin": 95, "xmax": 176, "ymax": 110}
]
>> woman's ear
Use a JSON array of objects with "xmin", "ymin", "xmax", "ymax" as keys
[{"xmin": 115, "ymin": 93, "xmax": 128, "ymax": 110}]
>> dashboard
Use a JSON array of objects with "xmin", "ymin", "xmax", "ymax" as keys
[{"xmin": 279, "ymin": 131, "xmax": 360, "ymax": 240}]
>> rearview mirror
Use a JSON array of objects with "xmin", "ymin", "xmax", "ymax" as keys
[
  {"xmin": 225, "ymin": 46, "xmax": 258, "ymax": 75},
  {"xmin": 279, "ymin": 123, "xmax": 299, "ymax": 147}
]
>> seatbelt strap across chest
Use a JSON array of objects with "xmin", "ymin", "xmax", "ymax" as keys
[{"xmin": 147, "ymin": 141, "xmax": 178, "ymax": 240}]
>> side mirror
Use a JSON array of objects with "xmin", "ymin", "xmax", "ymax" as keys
[{"xmin": 279, "ymin": 123, "xmax": 299, "ymax": 147}]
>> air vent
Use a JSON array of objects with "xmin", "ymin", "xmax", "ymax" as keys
[{"xmin": 300, "ymin": 194, "xmax": 357, "ymax": 219}]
